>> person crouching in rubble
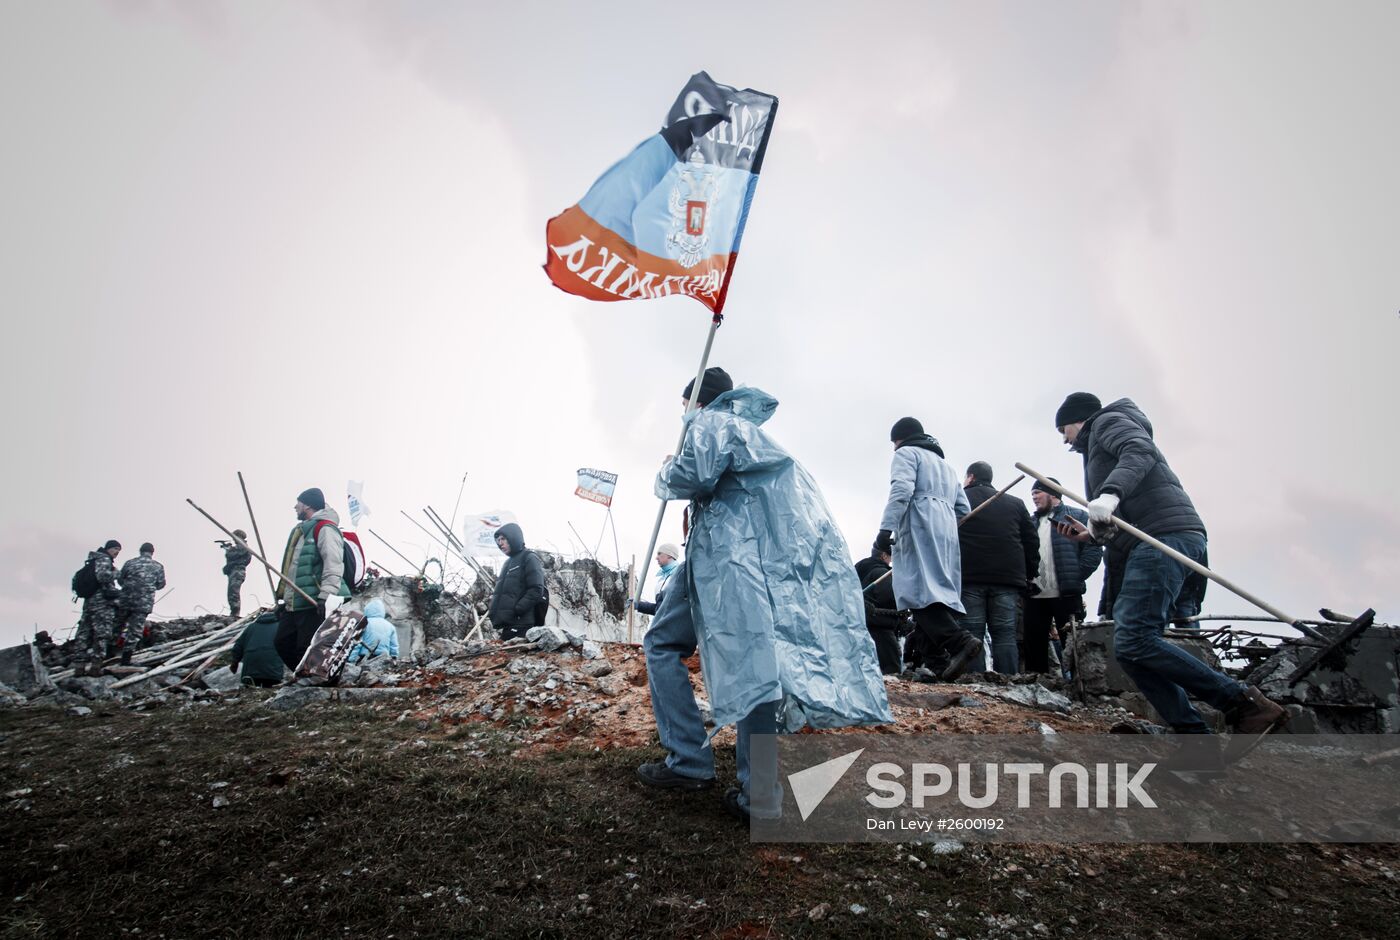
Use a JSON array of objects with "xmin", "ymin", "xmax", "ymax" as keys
[
  {"xmin": 348, "ymin": 598, "xmax": 399, "ymax": 663},
  {"xmin": 636, "ymin": 367, "xmax": 893, "ymax": 823},
  {"xmin": 1051, "ymin": 392, "xmax": 1287, "ymax": 737},
  {"xmin": 488, "ymin": 523, "xmax": 545, "ymax": 642}
]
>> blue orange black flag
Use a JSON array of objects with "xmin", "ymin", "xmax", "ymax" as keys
[{"xmin": 544, "ymin": 72, "xmax": 777, "ymax": 318}]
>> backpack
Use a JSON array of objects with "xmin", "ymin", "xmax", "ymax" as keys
[
  {"xmin": 310, "ymin": 521, "xmax": 366, "ymax": 591},
  {"xmin": 71, "ymin": 556, "xmax": 99, "ymax": 599},
  {"xmin": 524, "ymin": 550, "xmax": 550, "ymax": 626}
]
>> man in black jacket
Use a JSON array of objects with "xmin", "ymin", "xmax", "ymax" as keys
[
  {"xmin": 1054, "ymin": 393, "xmax": 1285, "ymax": 735},
  {"xmin": 489, "ymin": 523, "xmax": 546, "ymax": 641},
  {"xmin": 957, "ymin": 462, "xmax": 1039, "ymax": 674}
]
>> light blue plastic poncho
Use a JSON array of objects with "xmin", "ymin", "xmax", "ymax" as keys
[
  {"xmin": 655, "ymin": 386, "xmax": 893, "ymax": 732},
  {"xmin": 879, "ymin": 443, "xmax": 971, "ymax": 612}
]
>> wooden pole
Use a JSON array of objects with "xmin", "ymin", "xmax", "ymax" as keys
[
  {"xmin": 238, "ymin": 471, "xmax": 278, "ymax": 599},
  {"xmin": 186, "ymin": 499, "xmax": 319, "ymax": 608},
  {"xmin": 1013, "ymin": 462, "xmax": 1325, "ymax": 642},
  {"xmin": 863, "ymin": 473, "xmax": 1027, "ymax": 593}
]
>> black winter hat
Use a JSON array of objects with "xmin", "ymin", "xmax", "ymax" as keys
[
  {"xmin": 1031, "ymin": 477, "xmax": 1061, "ymax": 495},
  {"xmin": 682, "ymin": 367, "xmax": 734, "ymax": 406},
  {"xmin": 890, "ymin": 416, "xmax": 923, "ymax": 443},
  {"xmin": 103, "ymin": 539, "xmax": 121, "ymax": 551},
  {"xmin": 1054, "ymin": 392, "xmax": 1101, "ymax": 429},
  {"xmin": 297, "ymin": 487, "xmax": 326, "ymax": 511}
]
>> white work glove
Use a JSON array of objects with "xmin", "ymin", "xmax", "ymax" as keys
[{"xmin": 1087, "ymin": 493, "xmax": 1120, "ymax": 525}]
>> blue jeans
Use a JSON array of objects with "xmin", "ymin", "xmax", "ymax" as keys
[
  {"xmin": 960, "ymin": 584, "xmax": 1020, "ymax": 674},
  {"xmin": 643, "ymin": 562, "xmax": 782, "ymax": 816},
  {"xmin": 1113, "ymin": 533, "xmax": 1244, "ymax": 733}
]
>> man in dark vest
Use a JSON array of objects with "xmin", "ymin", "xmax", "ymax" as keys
[{"xmin": 274, "ymin": 487, "xmax": 349, "ymax": 670}]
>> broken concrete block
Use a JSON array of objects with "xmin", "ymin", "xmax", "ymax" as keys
[
  {"xmin": 0, "ymin": 643, "xmax": 55, "ymax": 698},
  {"xmin": 0, "ymin": 681, "xmax": 28, "ymax": 707},
  {"xmin": 581, "ymin": 661, "xmax": 613, "ymax": 678},
  {"xmin": 56, "ymin": 677, "xmax": 117, "ymax": 701},
  {"xmin": 1069, "ymin": 624, "xmax": 1219, "ymax": 696},
  {"xmin": 67, "ymin": 705, "xmax": 94, "ymax": 717},
  {"xmin": 202, "ymin": 667, "xmax": 243, "ymax": 693},
  {"xmin": 526, "ymin": 626, "xmax": 582, "ymax": 652},
  {"xmin": 264, "ymin": 687, "xmax": 333, "ymax": 712}
]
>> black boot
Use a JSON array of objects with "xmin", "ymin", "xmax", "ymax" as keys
[{"xmin": 120, "ymin": 648, "xmax": 132, "ymax": 666}]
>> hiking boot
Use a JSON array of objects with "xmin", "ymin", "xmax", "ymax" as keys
[
  {"xmin": 722, "ymin": 787, "xmax": 750, "ymax": 825},
  {"xmin": 941, "ymin": 634, "xmax": 985, "ymax": 681},
  {"xmin": 1227, "ymin": 686, "xmax": 1289, "ymax": 735},
  {"xmin": 635, "ymin": 762, "xmax": 715, "ymax": 791},
  {"xmin": 119, "ymin": 649, "xmax": 132, "ymax": 666}
]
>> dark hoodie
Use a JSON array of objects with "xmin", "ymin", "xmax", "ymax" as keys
[
  {"xmin": 487, "ymin": 523, "xmax": 546, "ymax": 634},
  {"xmin": 1075, "ymin": 398, "xmax": 1205, "ymax": 538}
]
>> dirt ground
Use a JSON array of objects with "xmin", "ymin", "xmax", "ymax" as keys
[{"xmin": 3, "ymin": 642, "xmax": 1398, "ymax": 939}]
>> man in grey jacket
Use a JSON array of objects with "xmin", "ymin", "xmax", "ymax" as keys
[{"xmin": 1054, "ymin": 393, "xmax": 1285, "ymax": 735}]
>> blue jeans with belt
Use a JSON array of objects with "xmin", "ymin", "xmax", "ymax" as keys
[
  {"xmin": 1112, "ymin": 532, "xmax": 1244, "ymax": 733},
  {"xmin": 643, "ymin": 562, "xmax": 782, "ymax": 816}
]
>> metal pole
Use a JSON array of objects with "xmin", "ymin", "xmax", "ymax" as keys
[
  {"xmin": 1013, "ymin": 461, "xmax": 1324, "ymax": 641},
  {"xmin": 864, "ymin": 473, "xmax": 1027, "ymax": 593},
  {"xmin": 186, "ymin": 500, "xmax": 317, "ymax": 607},
  {"xmin": 238, "ymin": 471, "xmax": 278, "ymax": 598},
  {"xmin": 423, "ymin": 507, "xmax": 496, "ymax": 585},
  {"xmin": 569, "ymin": 522, "xmax": 597, "ymax": 562},
  {"xmin": 368, "ymin": 527, "xmax": 421, "ymax": 574},
  {"xmin": 637, "ymin": 317, "xmax": 721, "ymax": 592}
]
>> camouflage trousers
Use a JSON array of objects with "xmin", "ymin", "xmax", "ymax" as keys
[
  {"xmin": 115, "ymin": 608, "xmax": 152, "ymax": 654},
  {"xmin": 227, "ymin": 568, "xmax": 247, "ymax": 617},
  {"xmin": 77, "ymin": 597, "xmax": 118, "ymax": 663}
]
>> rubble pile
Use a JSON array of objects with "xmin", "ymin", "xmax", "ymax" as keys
[
  {"xmin": 1067, "ymin": 617, "xmax": 1400, "ymax": 733},
  {"xmin": 32, "ymin": 613, "xmax": 235, "ymax": 673},
  {"xmin": 1245, "ymin": 623, "xmax": 1400, "ymax": 733}
]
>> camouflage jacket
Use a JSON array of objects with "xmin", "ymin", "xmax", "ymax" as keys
[
  {"xmin": 118, "ymin": 553, "xmax": 167, "ymax": 612},
  {"xmin": 224, "ymin": 543, "xmax": 252, "ymax": 573},
  {"xmin": 88, "ymin": 550, "xmax": 119, "ymax": 601}
]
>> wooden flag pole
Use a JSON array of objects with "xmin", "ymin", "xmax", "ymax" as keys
[
  {"xmin": 238, "ymin": 471, "xmax": 278, "ymax": 599},
  {"xmin": 637, "ymin": 317, "xmax": 720, "ymax": 593},
  {"xmin": 626, "ymin": 554, "xmax": 636, "ymax": 644}
]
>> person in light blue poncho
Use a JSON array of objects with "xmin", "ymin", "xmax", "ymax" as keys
[
  {"xmin": 348, "ymin": 598, "xmax": 399, "ymax": 662},
  {"xmin": 636, "ymin": 367, "xmax": 892, "ymax": 824}
]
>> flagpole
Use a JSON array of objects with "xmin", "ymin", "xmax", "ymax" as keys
[{"xmin": 636, "ymin": 316, "xmax": 720, "ymax": 594}]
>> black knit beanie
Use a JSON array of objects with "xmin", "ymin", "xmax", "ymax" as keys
[
  {"xmin": 1031, "ymin": 477, "xmax": 1061, "ymax": 495},
  {"xmin": 297, "ymin": 487, "xmax": 326, "ymax": 511},
  {"xmin": 1054, "ymin": 393, "xmax": 1101, "ymax": 428},
  {"xmin": 682, "ymin": 367, "xmax": 734, "ymax": 406},
  {"xmin": 890, "ymin": 416, "xmax": 923, "ymax": 443}
]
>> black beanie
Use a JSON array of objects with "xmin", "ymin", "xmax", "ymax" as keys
[
  {"xmin": 1031, "ymin": 477, "xmax": 1061, "ymax": 495},
  {"xmin": 297, "ymin": 487, "xmax": 326, "ymax": 511},
  {"xmin": 103, "ymin": 539, "xmax": 121, "ymax": 551},
  {"xmin": 890, "ymin": 416, "xmax": 923, "ymax": 443},
  {"xmin": 1054, "ymin": 392, "xmax": 1101, "ymax": 428},
  {"xmin": 682, "ymin": 367, "xmax": 734, "ymax": 406}
]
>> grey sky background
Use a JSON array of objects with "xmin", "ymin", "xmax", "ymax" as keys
[{"xmin": 1, "ymin": 1, "xmax": 1394, "ymax": 647}]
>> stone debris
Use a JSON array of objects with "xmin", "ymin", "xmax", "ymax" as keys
[{"xmin": 961, "ymin": 683, "xmax": 1073, "ymax": 715}]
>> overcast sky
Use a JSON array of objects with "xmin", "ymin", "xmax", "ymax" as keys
[{"xmin": 1, "ymin": 0, "xmax": 1395, "ymax": 648}]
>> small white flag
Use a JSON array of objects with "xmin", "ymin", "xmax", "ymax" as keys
[
  {"xmin": 462, "ymin": 511, "xmax": 520, "ymax": 557},
  {"xmin": 347, "ymin": 480, "xmax": 371, "ymax": 526}
]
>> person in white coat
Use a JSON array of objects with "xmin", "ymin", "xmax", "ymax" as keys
[{"xmin": 876, "ymin": 417, "xmax": 984, "ymax": 680}]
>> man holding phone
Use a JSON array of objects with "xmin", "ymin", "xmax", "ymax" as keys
[{"xmin": 1026, "ymin": 478, "xmax": 1102, "ymax": 674}]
